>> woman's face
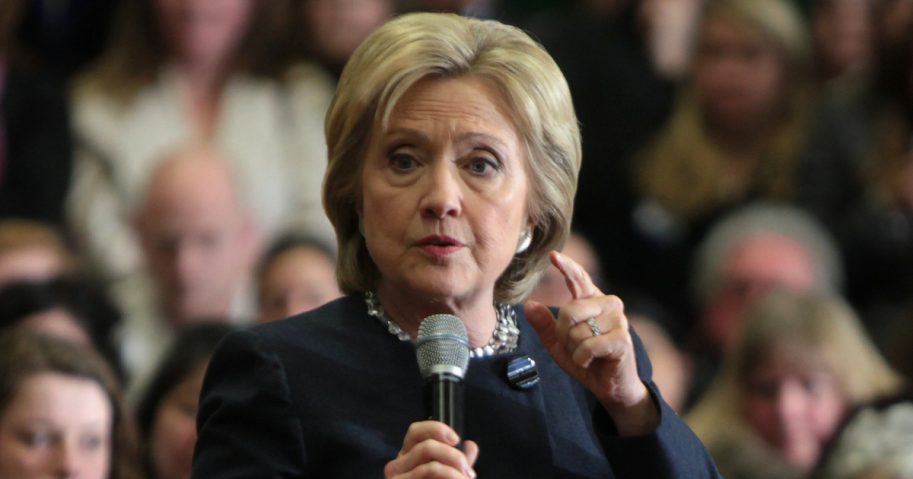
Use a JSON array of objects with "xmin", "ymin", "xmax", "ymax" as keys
[
  {"xmin": 0, "ymin": 372, "xmax": 112, "ymax": 479},
  {"xmin": 693, "ymin": 15, "xmax": 786, "ymax": 134},
  {"xmin": 258, "ymin": 246, "xmax": 342, "ymax": 323},
  {"xmin": 361, "ymin": 76, "xmax": 529, "ymax": 304},
  {"xmin": 811, "ymin": 0, "xmax": 874, "ymax": 78},
  {"xmin": 155, "ymin": 0, "xmax": 254, "ymax": 69},
  {"xmin": 742, "ymin": 345, "xmax": 846, "ymax": 469},
  {"xmin": 150, "ymin": 361, "xmax": 208, "ymax": 479},
  {"xmin": 304, "ymin": 0, "xmax": 392, "ymax": 67}
]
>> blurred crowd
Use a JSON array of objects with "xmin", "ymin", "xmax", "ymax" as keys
[{"xmin": 1, "ymin": 0, "xmax": 912, "ymax": 477}]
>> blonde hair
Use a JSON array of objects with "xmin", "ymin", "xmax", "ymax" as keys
[
  {"xmin": 688, "ymin": 289, "xmax": 902, "ymax": 448},
  {"xmin": 323, "ymin": 12, "xmax": 581, "ymax": 303},
  {"xmin": 638, "ymin": 0, "xmax": 812, "ymax": 219}
]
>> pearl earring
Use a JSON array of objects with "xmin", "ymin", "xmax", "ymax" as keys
[{"xmin": 516, "ymin": 229, "xmax": 532, "ymax": 254}]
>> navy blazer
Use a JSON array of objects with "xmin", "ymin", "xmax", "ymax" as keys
[{"xmin": 193, "ymin": 294, "xmax": 721, "ymax": 478}]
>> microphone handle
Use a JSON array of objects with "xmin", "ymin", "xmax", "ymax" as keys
[{"xmin": 424, "ymin": 372, "xmax": 464, "ymax": 448}]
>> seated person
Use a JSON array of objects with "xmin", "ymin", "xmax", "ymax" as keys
[
  {"xmin": 136, "ymin": 322, "xmax": 235, "ymax": 479},
  {"xmin": 687, "ymin": 289, "xmax": 902, "ymax": 479},
  {"xmin": 118, "ymin": 144, "xmax": 260, "ymax": 386},
  {"xmin": 257, "ymin": 234, "xmax": 341, "ymax": 323},
  {"xmin": 0, "ymin": 329, "xmax": 139, "ymax": 478},
  {"xmin": 687, "ymin": 202, "xmax": 843, "ymax": 406}
]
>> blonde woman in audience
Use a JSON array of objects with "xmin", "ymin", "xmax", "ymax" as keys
[
  {"xmin": 68, "ymin": 0, "xmax": 335, "ymax": 284},
  {"xmin": 687, "ymin": 289, "xmax": 902, "ymax": 479},
  {"xmin": 636, "ymin": 0, "xmax": 811, "ymax": 223},
  {"xmin": 623, "ymin": 0, "xmax": 814, "ymax": 324},
  {"xmin": 0, "ymin": 329, "xmax": 140, "ymax": 478}
]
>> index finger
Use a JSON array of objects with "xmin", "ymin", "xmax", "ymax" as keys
[{"xmin": 550, "ymin": 251, "xmax": 602, "ymax": 300}]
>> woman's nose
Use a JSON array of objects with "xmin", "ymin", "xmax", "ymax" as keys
[
  {"xmin": 420, "ymin": 163, "xmax": 462, "ymax": 219},
  {"xmin": 774, "ymin": 382, "xmax": 808, "ymax": 423},
  {"xmin": 52, "ymin": 442, "xmax": 79, "ymax": 478}
]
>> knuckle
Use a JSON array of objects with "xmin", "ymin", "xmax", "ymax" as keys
[{"xmin": 604, "ymin": 295, "xmax": 624, "ymax": 312}]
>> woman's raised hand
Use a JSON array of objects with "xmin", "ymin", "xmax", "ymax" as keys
[
  {"xmin": 524, "ymin": 251, "xmax": 659, "ymax": 435},
  {"xmin": 384, "ymin": 421, "xmax": 479, "ymax": 478}
]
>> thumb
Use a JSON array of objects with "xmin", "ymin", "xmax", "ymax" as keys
[{"xmin": 524, "ymin": 300, "xmax": 558, "ymax": 351}]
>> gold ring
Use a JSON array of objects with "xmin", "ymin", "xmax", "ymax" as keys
[{"xmin": 586, "ymin": 318, "xmax": 601, "ymax": 337}]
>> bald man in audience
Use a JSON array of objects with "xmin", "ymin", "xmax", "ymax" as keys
[{"xmin": 116, "ymin": 145, "xmax": 262, "ymax": 395}]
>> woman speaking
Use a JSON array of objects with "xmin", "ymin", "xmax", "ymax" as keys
[{"xmin": 193, "ymin": 12, "xmax": 720, "ymax": 478}]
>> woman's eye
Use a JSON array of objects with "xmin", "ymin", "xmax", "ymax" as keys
[
  {"xmin": 79, "ymin": 434, "xmax": 105, "ymax": 451},
  {"xmin": 467, "ymin": 157, "xmax": 498, "ymax": 175},
  {"xmin": 19, "ymin": 431, "xmax": 53, "ymax": 448},
  {"xmin": 390, "ymin": 153, "xmax": 417, "ymax": 172}
]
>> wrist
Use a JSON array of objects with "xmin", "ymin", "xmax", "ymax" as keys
[{"xmin": 600, "ymin": 382, "xmax": 660, "ymax": 436}]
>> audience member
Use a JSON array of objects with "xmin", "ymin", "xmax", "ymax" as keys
[
  {"xmin": 257, "ymin": 234, "xmax": 341, "ymax": 323},
  {"xmin": 687, "ymin": 289, "xmax": 902, "ymax": 479},
  {"xmin": 0, "ymin": 219, "xmax": 75, "ymax": 287},
  {"xmin": 67, "ymin": 0, "xmax": 335, "ymax": 284},
  {"xmin": 0, "ymin": 277, "xmax": 123, "ymax": 378},
  {"xmin": 0, "ymin": 329, "xmax": 139, "ymax": 479},
  {"xmin": 808, "ymin": 0, "xmax": 877, "ymax": 88},
  {"xmin": 136, "ymin": 322, "xmax": 234, "ymax": 479},
  {"xmin": 796, "ymin": 0, "xmax": 913, "ymax": 348},
  {"xmin": 296, "ymin": 0, "xmax": 393, "ymax": 80},
  {"xmin": 687, "ymin": 202, "xmax": 843, "ymax": 406},
  {"xmin": 118, "ymin": 145, "xmax": 258, "ymax": 387},
  {"xmin": 0, "ymin": 0, "xmax": 73, "ymax": 228},
  {"xmin": 628, "ymin": 0, "xmax": 813, "ymax": 320}
]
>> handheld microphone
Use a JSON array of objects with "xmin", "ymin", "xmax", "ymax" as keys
[{"xmin": 415, "ymin": 314, "xmax": 470, "ymax": 446}]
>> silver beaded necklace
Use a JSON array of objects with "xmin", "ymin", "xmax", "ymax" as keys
[{"xmin": 364, "ymin": 291, "xmax": 519, "ymax": 358}]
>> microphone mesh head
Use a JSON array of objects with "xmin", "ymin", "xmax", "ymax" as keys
[{"xmin": 416, "ymin": 314, "xmax": 470, "ymax": 379}]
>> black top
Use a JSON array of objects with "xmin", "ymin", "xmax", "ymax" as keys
[{"xmin": 193, "ymin": 294, "xmax": 721, "ymax": 478}]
